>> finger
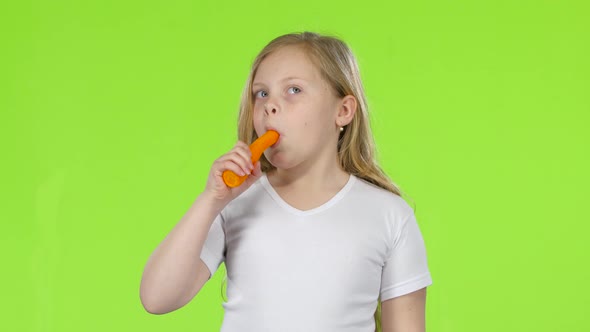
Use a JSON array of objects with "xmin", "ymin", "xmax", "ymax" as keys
[
  {"xmin": 222, "ymin": 150, "xmax": 252, "ymax": 175},
  {"xmin": 251, "ymin": 160, "xmax": 262, "ymax": 176},
  {"xmin": 244, "ymin": 162, "xmax": 263, "ymax": 186},
  {"xmin": 233, "ymin": 141, "xmax": 252, "ymax": 158},
  {"xmin": 235, "ymin": 140, "xmax": 252, "ymax": 157},
  {"xmin": 217, "ymin": 159, "xmax": 248, "ymax": 177},
  {"xmin": 216, "ymin": 149, "xmax": 249, "ymax": 167},
  {"xmin": 234, "ymin": 140, "xmax": 251, "ymax": 149},
  {"xmin": 230, "ymin": 146, "xmax": 253, "ymax": 173}
]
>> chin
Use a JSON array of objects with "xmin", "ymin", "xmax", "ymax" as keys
[{"xmin": 266, "ymin": 154, "xmax": 295, "ymax": 170}]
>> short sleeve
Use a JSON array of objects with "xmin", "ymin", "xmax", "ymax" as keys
[
  {"xmin": 380, "ymin": 212, "xmax": 432, "ymax": 301},
  {"xmin": 199, "ymin": 212, "xmax": 226, "ymax": 279}
]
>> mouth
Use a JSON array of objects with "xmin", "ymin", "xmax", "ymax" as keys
[
  {"xmin": 271, "ymin": 135, "xmax": 281, "ymax": 147},
  {"xmin": 263, "ymin": 127, "xmax": 281, "ymax": 147}
]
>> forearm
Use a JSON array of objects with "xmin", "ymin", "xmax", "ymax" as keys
[{"xmin": 139, "ymin": 192, "xmax": 225, "ymax": 312}]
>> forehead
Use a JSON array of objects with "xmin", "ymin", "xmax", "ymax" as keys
[{"xmin": 253, "ymin": 45, "xmax": 321, "ymax": 84}]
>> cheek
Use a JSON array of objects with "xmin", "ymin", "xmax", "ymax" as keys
[{"xmin": 252, "ymin": 107, "xmax": 263, "ymax": 125}]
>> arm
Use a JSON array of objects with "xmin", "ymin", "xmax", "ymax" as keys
[
  {"xmin": 139, "ymin": 192, "xmax": 224, "ymax": 314},
  {"xmin": 139, "ymin": 140, "xmax": 262, "ymax": 314},
  {"xmin": 381, "ymin": 287, "xmax": 427, "ymax": 332}
]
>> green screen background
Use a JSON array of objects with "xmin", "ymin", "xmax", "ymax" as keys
[{"xmin": 2, "ymin": 0, "xmax": 589, "ymax": 331}]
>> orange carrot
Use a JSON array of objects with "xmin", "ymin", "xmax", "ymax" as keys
[{"xmin": 222, "ymin": 130, "xmax": 279, "ymax": 187}]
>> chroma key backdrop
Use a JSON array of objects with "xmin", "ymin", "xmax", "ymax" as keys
[{"xmin": 2, "ymin": 0, "xmax": 589, "ymax": 331}]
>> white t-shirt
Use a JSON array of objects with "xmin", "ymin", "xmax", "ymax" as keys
[{"xmin": 200, "ymin": 172, "xmax": 432, "ymax": 332}]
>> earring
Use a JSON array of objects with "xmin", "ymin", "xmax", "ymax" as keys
[{"xmin": 339, "ymin": 126, "xmax": 344, "ymax": 132}]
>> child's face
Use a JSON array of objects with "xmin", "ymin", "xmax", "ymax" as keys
[{"xmin": 252, "ymin": 45, "xmax": 342, "ymax": 170}]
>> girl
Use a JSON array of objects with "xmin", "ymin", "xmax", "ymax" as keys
[{"xmin": 140, "ymin": 32, "xmax": 432, "ymax": 332}]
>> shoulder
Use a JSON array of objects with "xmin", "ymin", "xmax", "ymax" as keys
[
  {"xmin": 350, "ymin": 175, "xmax": 414, "ymax": 217},
  {"xmin": 221, "ymin": 178, "xmax": 268, "ymax": 219},
  {"xmin": 348, "ymin": 176, "xmax": 416, "ymax": 242}
]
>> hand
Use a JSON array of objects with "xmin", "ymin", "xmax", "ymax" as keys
[{"xmin": 203, "ymin": 140, "xmax": 263, "ymax": 205}]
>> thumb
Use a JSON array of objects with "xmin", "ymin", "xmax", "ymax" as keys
[{"xmin": 245, "ymin": 161, "xmax": 263, "ymax": 185}]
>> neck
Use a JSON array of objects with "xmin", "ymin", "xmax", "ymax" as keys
[{"xmin": 267, "ymin": 154, "xmax": 350, "ymax": 192}]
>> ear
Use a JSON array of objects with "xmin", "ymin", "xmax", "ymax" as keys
[{"xmin": 335, "ymin": 95, "xmax": 357, "ymax": 128}]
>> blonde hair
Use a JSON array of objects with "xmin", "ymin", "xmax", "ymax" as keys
[{"xmin": 224, "ymin": 31, "xmax": 413, "ymax": 332}]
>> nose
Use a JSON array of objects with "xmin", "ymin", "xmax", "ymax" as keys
[{"xmin": 264, "ymin": 102, "xmax": 278, "ymax": 115}]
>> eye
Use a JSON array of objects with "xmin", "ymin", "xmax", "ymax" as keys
[
  {"xmin": 254, "ymin": 90, "xmax": 268, "ymax": 98},
  {"xmin": 287, "ymin": 86, "xmax": 301, "ymax": 94}
]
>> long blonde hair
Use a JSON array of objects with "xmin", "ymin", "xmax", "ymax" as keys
[{"xmin": 225, "ymin": 31, "xmax": 413, "ymax": 332}]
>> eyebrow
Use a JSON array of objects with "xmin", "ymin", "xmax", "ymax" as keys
[{"xmin": 252, "ymin": 76, "xmax": 307, "ymax": 88}]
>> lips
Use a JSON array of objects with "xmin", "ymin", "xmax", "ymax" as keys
[
  {"xmin": 271, "ymin": 135, "xmax": 281, "ymax": 147},
  {"xmin": 264, "ymin": 127, "xmax": 281, "ymax": 147},
  {"xmin": 265, "ymin": 126, "xmax": 278, "ymax": 133}
]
